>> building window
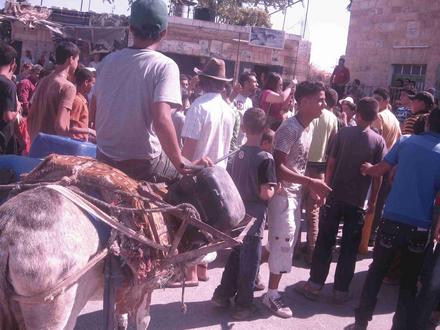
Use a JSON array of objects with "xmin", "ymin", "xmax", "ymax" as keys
[{"xmin": 391, "ymin": 64, "xmax": 426, "ymax": 90}]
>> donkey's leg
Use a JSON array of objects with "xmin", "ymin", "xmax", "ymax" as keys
[
  {"xmin": 19, "ymin": 284, "xmax": 80, "ymax": 330},
  {"xmin": 136, "ymin": 290, "xmax": 153, "ymax": 330}
]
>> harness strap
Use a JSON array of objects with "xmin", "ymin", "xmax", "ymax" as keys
[
  {"xmin": 12, "ymin": 248, "xmax": 109, "ymax": 304},
  {"xmin": 11, "ymin": 184, "xmax": 168, "ymax": 304},
  {"xmin": 45, "ymin": 185, "xmax": 168, "ymax": 252}
]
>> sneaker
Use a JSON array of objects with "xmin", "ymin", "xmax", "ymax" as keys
[
  {"xmin": 262, "ymin": 293, "xmax": 292, "ymax": 318},
  {"xmin": 332, "ymin": 290, "xmax": 351, "ymax": 304},
  {"xmin": 295, "ymin": 281, "xmax": 320, "ymax": 301},
  {"xmin": 254, "ymin": 274, "xmax": 265, "ymax": 291},
  {"xmin": 211, "ymin": 294, "xmax": 230, "ymax": 308},
  {"xmin": 231, "ymin": 304, "xmax": 256, "ymax": 320},
  {"xmin": 344, "ymin": 321, "xmax": 368, "ymax": 330}
]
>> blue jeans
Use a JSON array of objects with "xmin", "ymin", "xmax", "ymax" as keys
[
  {"xmin": 355, "ymin": 219, "xmax": 430, "ymax": 329},
  {"xmin": 410, "ymin": 243, "xmax": 440, "ymax": 329},
  {"xmin": 309, "ymin": 200, "xmax": 365, "ymax": 292},
  {"xmin": 213, "ymin": 235, "xmax": 262, "ymax": 307}
]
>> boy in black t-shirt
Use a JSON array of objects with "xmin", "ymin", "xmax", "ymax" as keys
[
  {"xmin": 211, "ymin": 107, "xmax": 277, "ymax": 320},
  {"xmin": 0, "ymin": 43, "xmax": 23, "ymax": 154}
]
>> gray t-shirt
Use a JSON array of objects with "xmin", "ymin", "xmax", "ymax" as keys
[
  {"xmin": 329, "ymin": 126, "xmax": 387, "ymax": 208},
  {"xmin": 273, "ymin": 116, "xmax": 314, "ymax": 195},
  {"xmin": 95, "ymin": 48, "xmax": 181, "ymax": 161},
  {"xmin": 231, "ymin": 146, "xmax": 277, "ymax": 237}
]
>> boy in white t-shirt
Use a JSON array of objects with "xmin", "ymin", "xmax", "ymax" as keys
[{"xmin": 261, "ymin": 81, "xmax": 332, "ymax": 318}]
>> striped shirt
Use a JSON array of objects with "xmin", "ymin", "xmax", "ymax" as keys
[{"xmin": 402, "ymin": 111, "xmax": 429, "ymax": 135}]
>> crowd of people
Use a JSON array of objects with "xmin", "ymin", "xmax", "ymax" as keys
[{"xmin": 0, "ymin": 0, "xmax": 439, "ymax": 329}]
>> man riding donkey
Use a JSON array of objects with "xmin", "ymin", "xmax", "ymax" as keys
[{"xmin": 94, "ymin": 0, "xmax": 209, "ymax": 183}]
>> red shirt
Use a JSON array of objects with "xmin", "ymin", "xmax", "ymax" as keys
[
  {"xmin": 259, "ymin": 89, "xmax": 284, "ymax": 121},
  {"xmin": 332, "ymin": 66, "xmax": 350, "ymax": 85},
  {"xmin": 17, "ymin": 78, "xmax": 35, "ymax": 113}
]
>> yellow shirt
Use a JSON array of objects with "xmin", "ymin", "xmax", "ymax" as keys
[
  {"xmin": 308, "ymin": 109, "xmax": 339, "ymax": 163},
  {"xmin": 373, "ymin": 109, "xmax": 401, "ymax": 150}
]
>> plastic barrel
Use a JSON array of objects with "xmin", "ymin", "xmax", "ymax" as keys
[{"xmin": 29, "ymin": 133, "xmax": 96, "ymax": 159}]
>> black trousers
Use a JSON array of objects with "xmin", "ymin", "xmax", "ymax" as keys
[
  {"xmin": 309, "ymin": 200, "xmax": 365, "ymax": 292},
  {"xmin": 355, "ymin": 219, "xmax": 430, "ymax": 329}
]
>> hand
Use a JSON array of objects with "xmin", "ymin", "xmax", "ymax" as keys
[
  {"xmin": 88, "ymin": 128, "xmax": 96, "ymax": 137},
  {"xmin": 360, "ymin": 162, "xmax": 373, "ymax": 176},
  {"xmin": 308, "ymin": 178, "xmax": 332, "ymax": 200},
  {"xmin": 194, "ymin": 156, "xmax": 213, "ymax": 167},
  {"xmin": 288, "ymin": 79, "xmax": 297, "ymax": 89},
  {"xmin": 232, "ymin": 83, "xmax": 242, "ymax": 94},
  {"xmin": 310, "ymin": 189, "xmax": 326, "ymax": 207}
]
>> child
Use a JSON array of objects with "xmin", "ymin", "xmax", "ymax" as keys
[
  {"xmin": 299, "ymin": 97, "xmax": 387, "ymax": 303},
  {"xmin": 261, "ymin": 128, "xmax": 275, "ymax": 153},
  {"xmin": 211, "ymin": 107, "xmax": 277, "ymax": 320},
  {"xmin": 69, "ymin": 66, "xmax": 96, "ymax": 141}
]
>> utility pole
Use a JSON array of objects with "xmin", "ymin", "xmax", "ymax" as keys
[
  {"xmin": 302, "ymin": 0, "xmax": 310, "ymax": 38},
  {"xmin": 282, "ymin": 7, "xmax": 287, "ymax": 31},
  {"xmin": 80, "ymin": 0, "xmax": 84, "ymax": 11}
]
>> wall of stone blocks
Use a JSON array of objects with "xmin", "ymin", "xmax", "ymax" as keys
[
  {"xmin": 162, "ymin": 16, "xmax": 311, "ymax": 82},
  {"xmin": 346, "ymin": 0, "xmax": 440, "ymax": 89}
]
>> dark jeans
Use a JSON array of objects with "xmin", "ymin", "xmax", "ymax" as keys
[
  {"xmin": 411, "ymin": 243, "xmax": 440, "ymax": 330},
  {"xmin": 97, "ymin": 149, "xmax": 180, "ymax": 184},
  {"xmin": 355, "ymin": 219, "xmax": 430, "ymax": 329},
  {"xmin": 213, "ymin": 235, "xmax": 262, "ymax": 307},
  {"xmin": 309, "ymin": 200, "xmax": 365, "ymax": 292}
]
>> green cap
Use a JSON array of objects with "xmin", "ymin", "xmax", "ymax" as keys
[{"xmin": 130, "ymin": 0, "xmax": 168, "ymax": 35}]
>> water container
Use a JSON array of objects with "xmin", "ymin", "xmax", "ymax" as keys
[
  {"xmin": 168, "ymin": 166, "xmax": 245, "ymax": 231},
  {"xmin": 29, "ymin": 133, "xmax": 96, "ymax": 159},
  {"xmin": 0, "ymin": 155, "xmax": 41, "ymax": 182}
]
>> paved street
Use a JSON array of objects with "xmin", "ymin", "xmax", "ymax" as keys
[{"xmin": 75, "ymin": 226, "xmax": 410, "ymax": 330}]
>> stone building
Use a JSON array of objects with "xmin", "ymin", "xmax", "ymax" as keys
[
  {"xmin": 1, "ymin": 2, "xmax": 311, "ymax": 83},
  {"xmin": 345, "ymin": 0, "xmax": 440, "ymax": 96}
]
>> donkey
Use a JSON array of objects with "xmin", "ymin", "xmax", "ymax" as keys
[{"xmin": 0, "ymin": 187, "xmax": 154, "ymax": 329}]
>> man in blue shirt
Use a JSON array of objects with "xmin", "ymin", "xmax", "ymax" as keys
[{"xmin": 351, "ymin": 108, "xmax": 440, "ymax": 330}]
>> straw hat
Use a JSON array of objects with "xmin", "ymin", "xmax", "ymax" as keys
[{"xmin": 194, "ymin": 58, "xmax": 232, "ymax": 82}]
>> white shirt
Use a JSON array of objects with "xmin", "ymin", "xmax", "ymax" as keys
[
  {"xmin": 181, "ymin": 92, "xmax": 235, "ymax": 168},
  {"xmin": 95, "ymin": 48, "xmax": 181, "ymax": 161},
  {"xmin": 233, "ymin": 93, "xmax": 253, "ymax": 146},
  {"xmin": 273, "ymin": 116, "xmax": 314, "ymax": 194}
]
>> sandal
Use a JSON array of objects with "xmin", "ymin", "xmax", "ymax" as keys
[{"xmin": 166, "ymin": 280, "xmax": 199, "ymax": 288}]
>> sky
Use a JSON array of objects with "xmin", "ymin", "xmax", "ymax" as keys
[{"xmin": 0, "ymin": 0, "xmax": 350, "ymax": 72}]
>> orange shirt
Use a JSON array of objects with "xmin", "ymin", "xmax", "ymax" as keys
[
  {"xmin": 69, "ymin": 93, "xmax": 89, "ymax": 141},
  {"xmin": 27, "ymin": 72, "xmax": 76, "ymax": 141}
]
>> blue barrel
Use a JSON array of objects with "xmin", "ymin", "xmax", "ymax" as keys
[
  {"xmin": 29, "ymin": 133, "xmax": 96, "ymax": 159},
  {"xmin": 0, "ymin": 155, "xmax": 42, "ymax": 182}
]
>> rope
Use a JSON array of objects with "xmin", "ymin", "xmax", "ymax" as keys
[{"xmin": 12, "ymin": 248, "xmax": 110, "ymax": 304}]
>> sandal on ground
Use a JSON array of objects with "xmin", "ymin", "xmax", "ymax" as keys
[{"xmin": 166, "ymin": 280, "xmax": 199, "ymax": 288}]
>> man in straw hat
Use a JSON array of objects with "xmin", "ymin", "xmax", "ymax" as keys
[
  {"xmin": 94, "ymin": 0, "xmax": 205, "ymax": 183},
  {"xmin": 180, "ymin": 57, "xmax": 236, "ymax": 284}
]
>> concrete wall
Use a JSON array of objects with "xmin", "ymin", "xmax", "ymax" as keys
[
  {"xmin": 346, "ymin": 0, "xmax": 440, "ymax": 89},
  {"xmin": 163, "ymin": 16, "xmax": 311, "ymax": 81},
  {"xmin": 9, "ymin": 13, "xmax": 312, "ymax": 82}
]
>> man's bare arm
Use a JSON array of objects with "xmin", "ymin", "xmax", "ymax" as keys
[
  {"xmin": 151, "ymin": 101, "xmax": 184, "ymax": 170},
  {"xmin": 274, "ymin": 150, "xmax": 331, "ymax": 199},
  {"xmin": 361, "ymin": 161, "xmax": 392, "ymax": 177}
]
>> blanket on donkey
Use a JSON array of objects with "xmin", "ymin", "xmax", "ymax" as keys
[{"xmin": 20, "ymin": 154, "xmax": 176, "ymax": 312}]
